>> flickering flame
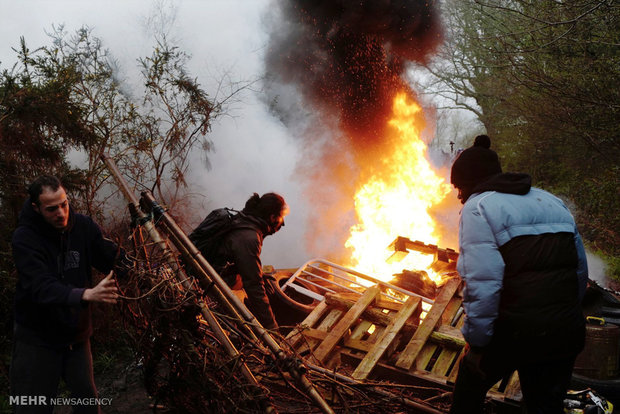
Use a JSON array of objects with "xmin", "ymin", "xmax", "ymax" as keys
[{"xmin": 345, "ymin": 93, "xmax": 452, "ymax": 284}]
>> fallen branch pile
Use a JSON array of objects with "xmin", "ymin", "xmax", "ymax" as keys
[{"xmin": 104, "ymin": 154, "xmax": 449, "ymax": 413}]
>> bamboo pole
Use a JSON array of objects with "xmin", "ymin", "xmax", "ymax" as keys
[
  {"xmin": 101, "ymin": 155, "xmax": 275, "ymax": 413},
  {"xmin": 139, "ymin": 191, "xmax": 335, "ymax": 414},
  {"xmin": 155, "ymin": 216, "xmax": 264, "ymax": 348}
]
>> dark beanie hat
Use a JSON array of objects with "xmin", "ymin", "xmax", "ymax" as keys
[{"xmin": 450, "ymin": 135, "xmax": 502, "ymax": 189}]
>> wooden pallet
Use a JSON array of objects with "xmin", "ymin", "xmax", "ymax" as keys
[{"xmin": 285, "ymin": 277, "xmax": 522, "ymax": 404}]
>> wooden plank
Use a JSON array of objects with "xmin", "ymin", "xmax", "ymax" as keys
[
  {"xmin": 313, "ymin": 285, "xmax": 381, "ymax": 363},
  {"xmin": 341, "ymin": 351, "xmax": 522, "ymax": 406},
  {"xmin": 415, "ymin": 343, "xmax": 438, "ymax": 371},
  {"xmin": 285, "ymin": 301, "xmax": 328, "ymax": 348},
  {"xmin": 301, "ymin": 328, "xmax": 374, "ymax": 353},
  {"xmin": 325, "ymin": 294, "xmax": 414, "ymax": 330},
  {"xmin": 447, "ymin": 347, "xmax": 465, "ymax": 384},
  {"xmin": 326, "ymin": 292, "xmax": 403, "ymax": 312},
  {"xmin": 317, "ymin": 307, "xmax": 343, "ymax": 330},
  {"xmin": 432, "ymin": 347, "xmax": 458, "ymax": 377},
  {"xmin": 368, "ymin": 324, "xmax": 385, "ymax": 344},
  {"xmin": 286, "ymin": 301, "xmax": 328, "ymax": 340},
  {"xmin": 350, "ymin": 320, "xmax": 374, "ymax": 340},
  {"xmin": 503, "ymin": 372, "xmax": 523, "ymax": 402},
  {"xmin": 441, "ymin": 294, "xmax": 463, "ymax": 327},
  {"xmin": 417, "ymin": 325, "xmax": 465, "ymax": 377},
  {"xmin": 423, "ymin": 326, "xmax": 465, "ymax": 377},
  {"xmin": 395, "ymin": 278, "xmax": 461, "ymax": 370},
  {"xmin": 342, "ymin": 350, "xmax": 451, "ymax": 387},
  {"xmin": 299, "ymin": 308, "xmax": 343, "ymax": 358},
  {"xmin": 346, "ymin": 338, "xmax": 374, "ymax": 353},
  {"xmin": 352, "ymin": 295, "xmax": 421, "ymax": 380},
  {"xmin": 285, "ymin": 301, "xmax": 327, "ymax": 348},
  {"xmin": 431, "ymin": 325, "xmax": 465, "ymax": 347},
  {"xmin": 375, "ymin": 299, "xmax": 404, "ymax": 312}
]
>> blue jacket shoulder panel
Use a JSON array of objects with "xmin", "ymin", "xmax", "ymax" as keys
[
  {"xmin": 457, "ymin": 187, "xmax": 587, "ymax": 347},
  {"xmin": 468, "ymin": 188, "xmax": 576, "ymax": 247}
]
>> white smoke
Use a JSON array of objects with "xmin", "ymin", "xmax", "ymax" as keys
[{"xmin": 586, "ymin": 251, "xmax": 609, "ymax": 287}]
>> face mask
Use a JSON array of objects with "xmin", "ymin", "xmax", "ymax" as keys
[{"xmin": 266, "ymin": 215, "xmax": 284, "ymax": 235}]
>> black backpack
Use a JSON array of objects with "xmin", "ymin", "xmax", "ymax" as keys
[{"xmin": 188, "ymin": 208, "xmax": 238, "ymax": 263}]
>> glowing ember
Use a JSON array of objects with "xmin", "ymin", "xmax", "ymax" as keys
[{"xmin": 345, "ymin": 93, "xmax": 452, "ymax": 284}]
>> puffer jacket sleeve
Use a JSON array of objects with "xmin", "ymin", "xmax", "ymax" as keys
[{"xmin": 457, "ymin": 199, "xmax": 505, "ymax": 348}]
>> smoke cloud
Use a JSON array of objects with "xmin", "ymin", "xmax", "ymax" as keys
[
  {"xmin": 263, "ymin": 0, "xmax": 444, "ymax": 260},
  {"xmin": 265, "ymin": 0, "xmax": 442, "ymax": 156}
]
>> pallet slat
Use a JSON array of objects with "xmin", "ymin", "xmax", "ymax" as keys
[
  {"xmin": 395, "ymin": 278, "xmax": 461, "ymax": 370},
  {"xmin": 352, "ymin": 295, "xmax": 421, "ymax": 379},
  {"xmin": 285, "ymin": 301, "xmax": 328, "ymax": 344},
  {"xmin": 313, "ymin": 285, "xmax": 381, "ymax": 363},
  {"xmin": 285, "ymin": 274, "xmax": 523, "ymax": 406}
]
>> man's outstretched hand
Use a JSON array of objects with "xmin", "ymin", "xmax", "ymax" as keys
[{"xmin": 82, "ymin": 271, "xmax": 119, "ymax": 304}]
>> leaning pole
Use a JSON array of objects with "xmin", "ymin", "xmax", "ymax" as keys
[
  {"xmin": 101, "ymin": 154, "xmax": 334, "ymax": 414},
  {"xmin": 101, "ymin": 154, "xmax": 276, "ymax": 413}
]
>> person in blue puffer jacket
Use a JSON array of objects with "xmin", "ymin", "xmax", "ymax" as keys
[{"xmin": 449, "ymin": 136, "xmax": 588, "ymax": 414}]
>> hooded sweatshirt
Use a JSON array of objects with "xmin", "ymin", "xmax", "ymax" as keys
[
  {"xmin": 457, "ymin": 173, "xmax": 587, "ymax": 360},
  {"xmin": 12, "ymin": 199, "xmax": 120, "ymax": 347},
  {"xmin": 216, "ymin": 213, "xmax": 279, "ymax": 330}
]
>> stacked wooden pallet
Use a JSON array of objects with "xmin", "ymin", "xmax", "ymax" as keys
[{"xmin": 285, "ymin": 277, "xmax": 522, "ymax": 406}]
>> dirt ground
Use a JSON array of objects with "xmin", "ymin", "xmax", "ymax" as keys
[
  {"xmin": 95, "ymin": 361, "xmax": 157, "ymax": 414},
  {"xmin": 52, "ymin": 359, "xmax": 162, "ymax": 414}
]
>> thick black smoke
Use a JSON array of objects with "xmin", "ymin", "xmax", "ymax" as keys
[{"xmin": 265, "ymin": 0, "xmax": 442, "ymax": 153}]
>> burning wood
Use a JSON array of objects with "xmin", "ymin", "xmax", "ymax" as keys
[
  {"xmin": 390, "ymin": 270, "xmax": 438, "ymax": 300},
  {"xmin": 386, "ymin": 237, "xmax": 458, "ymax": 273},
  {"xmin": 386, "ymin": 237, "xmax": 459, "ymax": 299}
]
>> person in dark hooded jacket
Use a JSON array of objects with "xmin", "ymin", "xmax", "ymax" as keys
[
  {"xmin": 206, "ymin": 192, "xmax": 288, "ymax": 330},
  {"xmin": 10, "ymin": 175, "xmax": 128, "ymax": 414},
  {"xmin": 449, "ymin": 136, "xmax": 588, "ymax": 414}
]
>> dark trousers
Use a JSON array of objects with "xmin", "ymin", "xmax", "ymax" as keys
[
  {"xmin": 450, "ymin": 346, "xmax": 576, "ymax": 414},
  {"xmin": 10, "ymin": 340, "xmax": 100, "ymax": 414}
]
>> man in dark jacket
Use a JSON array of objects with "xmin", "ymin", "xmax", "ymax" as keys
[
  {"xmin": 449, "ymin": 137, "xmax": 588, "ymax": 414},
  {"xmin": 194, "ymin": 192, "xmax": 288, "ymax": 331},
  {"xmin": 10, "ymin": 175, "xmax": 127, "ymax": 414}
]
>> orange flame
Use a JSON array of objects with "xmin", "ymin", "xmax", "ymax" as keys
[{"xmin": 345, "ymin": 93, "xmax": 452, "ymax": 284}]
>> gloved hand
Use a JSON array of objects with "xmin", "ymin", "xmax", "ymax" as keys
[
  {"xmin": 263, "ymin": 273, "xmax": 277, "ymax": 297},
  {"xmin": 463, "ymin": 344, "xmax": 486, "ymax": 380}
]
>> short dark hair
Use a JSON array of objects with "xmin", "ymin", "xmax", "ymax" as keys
[
  {"xmin": 242, "ymin": 192, "xmax": 287, "ymax": 221},
  {"xmin": 28, "ymin": 175, "xmax": 63, "ymax": 205}
]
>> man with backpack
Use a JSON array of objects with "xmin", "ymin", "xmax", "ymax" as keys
[{"xmin": 189, "ymin": 192, "xmax": 289, "ymax": 331}]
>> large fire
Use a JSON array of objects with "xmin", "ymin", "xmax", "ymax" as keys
[{"xmin": 345, "ymin": 93, "xmax": 452, "ymax": 284}]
